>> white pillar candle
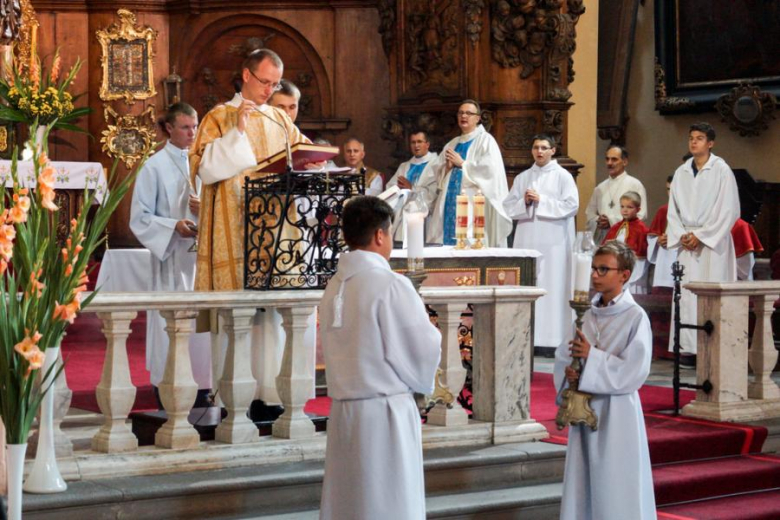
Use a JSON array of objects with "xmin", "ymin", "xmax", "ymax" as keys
[
  {"xmin": 574, "ymin": 253, "xmax": 592, "ymax": 295},
  {"xmin": 407, "ymin": 212, "xmax": 425, "ymax": 259}
]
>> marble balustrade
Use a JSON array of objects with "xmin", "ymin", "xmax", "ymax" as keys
[
  {"xmin": 683, "ymin": 281, "xmax": 780, "ymax": 422},
  {"xmin": 48, "ymin": 286, "xmax": 545, "ymax": 474}
]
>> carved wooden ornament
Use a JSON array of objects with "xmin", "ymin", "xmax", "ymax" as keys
[
  {"xmin": 715, "ymin": 84, "xmax": 777, "ymax": 138},
  {"xmin": 100, "ymin": 104, "xmax": 156, "ymax": 169}
]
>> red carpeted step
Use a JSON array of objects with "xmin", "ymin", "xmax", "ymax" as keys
[
  {"xmin": 657, "ymin": 487, "xmax": 780, "ymax": 520},
  {"xmin": 653, "ymin": 454, "xmax": 780, "ymax": 506}
]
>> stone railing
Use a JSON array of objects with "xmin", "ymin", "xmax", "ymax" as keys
[
  {"xmin": 41, "ymin": 285, "xmax": 545, "ymax": 479},
  {"xmin": 682, "ymin": 281, "xmax": 780, "ymax": 422}
]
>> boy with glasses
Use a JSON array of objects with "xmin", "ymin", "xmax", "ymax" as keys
[{"xmin": 554, "ymin": 240, "xmax": 656, "ymax": 520}]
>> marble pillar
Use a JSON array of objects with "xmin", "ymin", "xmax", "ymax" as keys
[
  {"xmin": 92, "ymin": 311, "xmax": 139, "ymax": 453},
  {"xmin": 427, "ymin": 303, "xmax": 469, "ymax": 426},
  {"xmin": 472, "ymin": 298, "xmax": 548, "ymax": 444}
]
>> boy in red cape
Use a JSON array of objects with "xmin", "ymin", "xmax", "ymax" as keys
[{"xmin": 602, "ymin": 191, "xmax": 649, "ymax": 293}]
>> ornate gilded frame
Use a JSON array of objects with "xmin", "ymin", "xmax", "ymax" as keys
[
  {"xmin": 100, "ymin": 105, "xmax": 156, "ymax": 169},
  {"xmin": 655, "ymin": 0, "xmax": 780, "ymax": 114},
  {"xmin": 97, "ymin": 9, "xmax": 157, "ymax": 104}
]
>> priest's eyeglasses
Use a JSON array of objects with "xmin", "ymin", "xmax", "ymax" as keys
[
  {"xmin": 591, "ymin": 265, "xmax": 621, "ymax": 276},
  {"xmin": 457, "ymin": 110, "xmax": 480, "ymax": 117},
  {"xmin": 248, "ymin": 69, "xmax": 282, "ymax": 92}
]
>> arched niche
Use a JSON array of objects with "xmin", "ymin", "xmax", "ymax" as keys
[{"xmin": 179, "ymin": 14, "xmax": 333, "ymax": 120}]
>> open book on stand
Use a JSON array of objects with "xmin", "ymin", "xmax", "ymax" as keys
[{"xmin": 254, "ymin": 143, "xmax": 340, "ymax": 174}]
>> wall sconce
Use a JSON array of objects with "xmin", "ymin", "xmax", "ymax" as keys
[{"xmin": 163, "ymin": 67, "xmax": 183, "ymax": 107}]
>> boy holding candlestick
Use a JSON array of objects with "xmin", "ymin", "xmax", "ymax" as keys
[
  {"xmin": 601, "ymin": 191, "xmax": 650, "ymax": 293},
  {"xmin": 554, "ymin": 241, "xmax": 655, "ymax": 520}
]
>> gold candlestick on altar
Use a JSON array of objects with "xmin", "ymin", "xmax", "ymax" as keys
[
  {"xmin": 555, "ymin": 299, "xmax": 598, "ymax": 431},
  {"xmin": 454, "ymin": 191, "xmax": 468, "ymax": 249},
  {"xmin": 472, "ymin": 190, "xmax": 485, "ymax": 250}
]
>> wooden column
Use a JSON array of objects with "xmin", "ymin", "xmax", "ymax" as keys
[
  {"xmin": 273, "ymin": 306, "xmax": 316, "ymax": 439},
  {"xmin": 215, "ymin": 308, "xmax": 259, "ymax": 444},
  {"xmin": 92, "ymin": 311, "xmax": 139, "ymax": 453},
  {"xmin": 155, "ymin": 310, "xmax": 200, "ymax": 449},
  {"xmin": 427, "ymin": 303, "xmax": 469, "ymax": 426}
]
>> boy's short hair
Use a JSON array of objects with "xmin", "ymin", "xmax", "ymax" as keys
[
  {"xmin": 159, "ymin": 102, "xmax": 197, "ymax": 134},
  {"xmin": 342, "ymin": 196, "xmax": 394, "ymax": 248},
  {"xmin": 689, "ymin": 122, "xmax": 716, "ymax": 141},
  {"xmin": 532, "ymin": 133, "xmax": 556, "ymax": 149},
  {"xmin": 620, "ymin": 191, "xmax": 642, "ymax": 207},
  {"xmin": 666, "ymin": 174, "xmax": 674, "ymax": 183},
  {"xmin": 595, "ymin": 241, "xmax": 636, "ymax": 274}
]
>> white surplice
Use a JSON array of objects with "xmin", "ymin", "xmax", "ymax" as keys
[
  {"xmin": 585, "ymin": 171, "xmax": 647, "ymax": 244},
  {"xmin": 554, "ymin": 290, "xmax": 656, "ymax": 520},
  {"xmin": 129, "ymin": 141, "xmax": 211, "ymax": 388},
  {"xmin": 319, "ymin": 250, "xmax": 441, "ymax": 520},
  {"xmin": 418, "ymin": 125, "xmax": 512, "ymax": 247},
  {"xmin": 503, "ymin": 159, "xmax": 578, "ymax": 348},
  {"xmin": 647, "ymin": 235, "xmax": 678, "ymax": 288},
  {"xmin": 666, "ymin": 154, "xmax": 740, "ymax": 354},
  {"xmin": 387, "ymin": 152, "xmax": 438, "ymax": 242},
  {"xmin": 196, "ymin": 93, "xmax": 316, "ymax": 403}
]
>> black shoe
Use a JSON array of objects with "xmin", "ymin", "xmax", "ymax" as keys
[{"xmin": 249, "ymin": 399, "xmax": 285, "ymax": 422}]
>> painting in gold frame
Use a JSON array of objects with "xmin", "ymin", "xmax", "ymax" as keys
[
  {"xmin": 97, "ymin": 9, "xmax": 157, "ymax": 104},
  {"xmin": 100, "ymin": 105, "xmax": 156, "ymax": 169}
]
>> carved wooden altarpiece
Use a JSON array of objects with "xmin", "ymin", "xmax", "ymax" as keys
[{"xmin": 380, "ymin": 0, "xmax": 585, "ymax": 180}]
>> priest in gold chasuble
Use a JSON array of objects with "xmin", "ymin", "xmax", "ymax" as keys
[
  {"xmin": 191, "ymin": 48, "xmax": 312, "ymax": 406},
  {"xmin": 191, "ymin": 49, "xmax": 305, "ymax": 292}
]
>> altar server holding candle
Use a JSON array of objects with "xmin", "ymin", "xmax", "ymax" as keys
[{"xmin": 503, "ymin": 134, "xmax": 579, "ymax": 350}]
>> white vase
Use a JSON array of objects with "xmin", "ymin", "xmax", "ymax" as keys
[
  {"xmin": 6, "ymin": 443, "xmax": 27, "ymax": 520},
  {"xmin": 23, "ymin": 346, "xmax": 67, "ymax": 493}
]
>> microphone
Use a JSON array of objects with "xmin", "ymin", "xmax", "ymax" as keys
[{"xmin": 254, "ymin": 106, "xmax": 293, "ymax": 172}]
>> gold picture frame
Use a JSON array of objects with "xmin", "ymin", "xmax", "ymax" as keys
[
  {"xmin": 100, "ymin": 105, "xmax": 156, "ymax": 169},
  {"xmin": 97, "ymin": 9, "xmax": 157, "ymax": 104}
]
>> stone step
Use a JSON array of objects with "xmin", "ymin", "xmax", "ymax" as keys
[{"xmin": 22, "ymin": 441, "xmax": 565, "ymax": 520}]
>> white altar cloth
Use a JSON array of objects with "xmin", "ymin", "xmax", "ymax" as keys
[{"xmin": 1, "ymin": 160, "xmax": 108, "ymax": 203}]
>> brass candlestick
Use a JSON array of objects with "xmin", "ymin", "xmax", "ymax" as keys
[{"xmin": 555, "ymin": 298, "xmax": 598, "ymax": 431}]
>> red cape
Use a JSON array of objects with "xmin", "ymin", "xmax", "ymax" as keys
[
  {"xmin": 648, "ymin": 204, "xmax": 668, "ymax": 236},
  {"xmin": 732, "ymin": 219, "xmax": 764, "ymax": 258},
  {"xmin": 603, "ymin": 218, "xmax": 649, "ymax": 259}
]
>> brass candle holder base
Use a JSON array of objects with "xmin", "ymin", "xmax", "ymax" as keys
[
  {"xmin": 472, "ymin": 233, "xmax": 484, "ymax": 250},
  {"xmin": 555, "ymin": 298, "xmax": 598, "ymax": 431},
  {"xmin": 454, "ymin": 234, "xmax": 468, "ymax": 250}
]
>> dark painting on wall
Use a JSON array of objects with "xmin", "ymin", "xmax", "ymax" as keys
[{"xmin": 655, "ymin": 0, "xmax": 780, "ymax": 113}]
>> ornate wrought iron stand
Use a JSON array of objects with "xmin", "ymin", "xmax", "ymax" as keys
[{"xmin": 243, "ymin": 169, "xmax": 363, "ymax": 290}]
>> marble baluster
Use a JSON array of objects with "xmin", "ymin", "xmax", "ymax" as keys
[
  {"xmin": 92, "ymin": 311, "xmax": 139, "ymax": 453},
  {"xmin": 427, "ymin": 303, "xmax": 469, "ymax": 426},
  {"xmin": 215, "ymin": 308, "xmax": 259, "ymax": 444},
  {"xmin": 471, "ymin": 293, "xmax": 548, "ymax": 444},
  {"xmin": 273, "ymin": 306, "xmax": 316, "ymax": 439},
  {"xmin": 155, "ymin": 310, "xmax": 200, "ymax": 449},
  {"xmin": 748, "ymin": 293, "xmax": 780, "ymax": 400}
]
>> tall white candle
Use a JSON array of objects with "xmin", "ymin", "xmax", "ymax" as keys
[
  {"xmin": 574, "ymin": 253, "xmax": 591, "ymax": 295},
  {"xmin": 407, "ymin": 212, "xmax": 425, "ymax": 259}
]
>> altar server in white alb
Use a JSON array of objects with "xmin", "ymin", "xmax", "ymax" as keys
[
  {"xmin": 554, "ymin": 241, "xmax": 656, "ymax": 520},
  {"xmin": 319, "ymin": 196, "xmax": 441, "ymax": 520},
  {"xmin": 503, "ymin": 134, "xmax": 579, "ymax": 350},
  {"xmin": 585, "ymin": 145, "xmax": 647, "ymax": 244},
  {"xmin": 386, "ymin": 131, "xmax": 438, "ymax": 241},
  {"xmin": 418, "ymin": 100, "xmax": 511, "ymax": 247},
  {"xmin": 666, "ymin": 122, "xmax": 740, "ymax": 356},
  {"xmin": 129, "ymin": 102, "xmax": 212, "ymax": 403}
]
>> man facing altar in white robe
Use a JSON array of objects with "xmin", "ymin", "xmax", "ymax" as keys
[
  {"xmin": 417, "ymin": 100, "xmax": 512, "ymax": 247},
  {"xmin": 191, "ymin": 48, "xmax": 311, "ymax": 415},
  {"xmin": 555, "ymin": 241, "xmax": 655, "ymax": 520},
  {"xmin": 386, "ymin": 130, "xmax": 438, "ymax": 242},
  {"xmin": 130, "ymin": 102, "xmax": 212, "ymax": 406},
  {"xmin": 319, "ymin": 196, "xmax": 441, "ymax": 520},
  {"xmin": 585, "ymin": 145, "xmax": 647, "ymax": 244},
  {"xmin": 503, "ymin": 134, "xmax": 579, "ymax": 350},
  {"xmin": 666, "ymin": 122, "xmax": 740, "ymax": 357}
]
